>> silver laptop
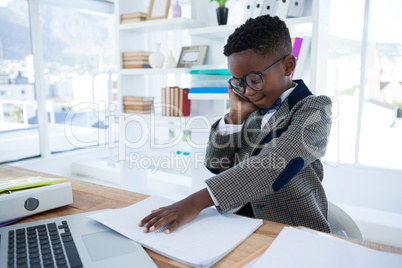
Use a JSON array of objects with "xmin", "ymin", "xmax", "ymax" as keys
[{"xmin": 0, "ymin": 210, "xmax": 157, "ymax": 268}]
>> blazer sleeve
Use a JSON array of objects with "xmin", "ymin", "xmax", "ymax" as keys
[
  {"xmin": 205, "ymin": 95, "xmax": 332, "ymax": 213},
  {"xmin": 204, "ymin": 118, "xmax": 244, "ymax": 174}
]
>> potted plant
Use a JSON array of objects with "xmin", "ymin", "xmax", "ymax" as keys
[{"xmin": 209, "ymin": 0, "xmax": 229, "ymax": 25}]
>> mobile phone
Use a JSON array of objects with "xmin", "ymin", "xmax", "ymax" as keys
[{"xmin": 232, "ymin": 88, "xmax": 250, "ymax": 102}]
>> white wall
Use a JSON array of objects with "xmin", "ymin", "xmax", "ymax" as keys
[
  {"xmin": 323, "ymin": 163, "xmax": 402, "ymax": 248},
  {"xmin": 323, "ymin": 164, "xmax": 402, "ymax": 214}
]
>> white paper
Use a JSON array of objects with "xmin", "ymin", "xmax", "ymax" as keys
[
  {"xmin": 89, "ymin": 196, "xmax": 263, "ymax": 268},
  {"xmin": 251, "ymin": 227, "xmax": 402, "ymax": 268}
]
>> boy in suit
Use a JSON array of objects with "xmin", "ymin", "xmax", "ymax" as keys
[{"xmin": 139, "ymin": 15, "xmax": 332, "ymax": 234}]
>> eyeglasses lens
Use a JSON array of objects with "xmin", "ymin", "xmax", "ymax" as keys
[
  {"xmin": 245, "ymin": 73, "xmax": 264, "ymax": 91},
  {"xmin": 230, "ymin": 79, "xmax": 245, "ymax": 93}
]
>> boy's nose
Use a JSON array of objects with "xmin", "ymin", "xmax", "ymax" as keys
[{"xmin": 244, "ymin": 84, "xmax": 257, "ymax": 97}]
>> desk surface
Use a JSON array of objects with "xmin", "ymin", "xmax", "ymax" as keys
[{"xmin": 1, "ymin": 165, "xmax": 401, "ymax": 267}]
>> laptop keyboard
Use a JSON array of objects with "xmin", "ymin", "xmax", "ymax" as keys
[{"xmin": 7, "ymin": 220, "xmax": 83, "ymax": 268}]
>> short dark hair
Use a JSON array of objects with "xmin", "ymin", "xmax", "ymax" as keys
[{"xmin": 223, "ymin": 15, "xmax": 293, "ymax": 60}]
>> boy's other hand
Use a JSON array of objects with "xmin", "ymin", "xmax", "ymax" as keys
[
  {"xmin": 138, "ymin": 188, "xmax": 213, "ymax": 234},
  {"xmin": 226, "ymin": 86, "xmax": 258, "ymax": 125}
]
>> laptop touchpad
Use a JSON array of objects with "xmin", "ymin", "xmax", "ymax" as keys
[{"xmin": 82, "ymin": 230, "xmax": 138, "ymax": 262}]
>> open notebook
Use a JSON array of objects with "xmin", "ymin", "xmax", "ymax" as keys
[{"xmin": 89, "ymin": 196, "xmax": 263, "ymax": 267}]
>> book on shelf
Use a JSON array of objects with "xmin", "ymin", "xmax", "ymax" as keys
[
  {"xmin": 124, "ymin": 104, "xmax": 153, "ymax": 110},
  {"xmin": 180, "ymin": 87, "xmax": 191, "ymax": 117},
  {"xmin": 292, "ymin": 36, "xmax": 303, "ymax": 61},
  {"xmin": 123, "ymin": 109, "xmax": 154, "ymax": 114},
  {"xmin": 122, "ymin": 51, "xmax": 151, "ymax": 69},
  {"xmin": 122, "ymin": 51, "xmax": 152, "ymax": 57},
  {"xmin": 121, "ymin": 51, "xmax": 151, "ymax": 68},
  {"xmin": 161, "ymin": 86, "xmax": 190, "ymax": 117},
  {"xmin": 123, "ymin": 96, "xmax": 154, "ymax": 114},
  {"xmin": 122, "ymin": 55, "xmax": 150, "ymax": 61},
  {"xmin": 123, "ymin": 101, "xmax": 154, "ymax": 106},
  {"xmin": 121, "ymin": 12, "xmax": 147, "ymax": 19},
  {"xmin": 292, "ymin": 35, "xmax": 311, "ymax": 78},
  {"xmin": 122, "ymin": 60, "xmax": 150, "ymax": 65},
  {"xmin": 190, "ymin": 69, "xmax": 231, "ymax": 76},
  {"xmin": 123, "ymin": 96, "xmax": 154, "ymax": 102},
  {"xmin": 123, "ymin": 64, "xmax": 152, "ymax": 69},
  {"xmin": 121, "ymin": 17, "xmax": 146, "ymax": 24},
  {"xmin": 120, "ymin": 12, "xmax": 146, "ymax": 24},
  {"xmin": 291, "ymin": 36, "xmax": 304, "ymax": 78},
  {"xmin": 162, "ymin": 86, "xmax": 167, "ymax": 116},
  {"xmin": 189, "ymin": 87, "xmax": 228, "ymax": 94}
]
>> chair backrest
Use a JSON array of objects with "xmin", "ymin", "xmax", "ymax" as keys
[{"xmin": 328, "ymin": 201, "xmax": 363, "ymax": 240}]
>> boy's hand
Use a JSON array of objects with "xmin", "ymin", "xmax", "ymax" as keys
[
  {"xmin": 138, "ymin": 188, "xmax": 213, "ymax": 234},
  {"xmin": 226, "ymin": 86, "xmax": 258, "ymax": 125}
]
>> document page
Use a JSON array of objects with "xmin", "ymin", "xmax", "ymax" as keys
[
  {"xmin": 251, "ymin": 227, "xmax": 402, "ymax": 268},
  {"xmin": 89, "ymin": 196, "xmax": 263, "ymax": 268}
]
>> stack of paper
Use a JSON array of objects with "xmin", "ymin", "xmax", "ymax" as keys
[
  {"xmin": 251, "ymin": 227, "xmax": 402, "ymax": 268},
  {"xmin": 89, "ymin": 196, "xmax": 263, "ymax": 268}
]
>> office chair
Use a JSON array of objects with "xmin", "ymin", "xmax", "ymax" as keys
[{"xmin": 328, "ymin": 201, "xmax": 363, "ymax": 240}]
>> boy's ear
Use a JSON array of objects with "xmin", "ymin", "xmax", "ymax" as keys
[{"xmin": 283, "ymin": 55, "xmax": 296, "ymax": 76}]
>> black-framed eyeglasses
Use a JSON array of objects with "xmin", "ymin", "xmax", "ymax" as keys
[{"xmin": 228, "ymin": 56, "xmax": 287, "ymax": 94}]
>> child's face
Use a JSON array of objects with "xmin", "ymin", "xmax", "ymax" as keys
[{"xmin": 227, "ymin": 50, "xmax": 294, "ymax": 109}]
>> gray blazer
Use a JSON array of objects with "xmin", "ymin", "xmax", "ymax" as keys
[{"xmin": 204, "ymin": 80, "xmax": 332, "ymax": 233}]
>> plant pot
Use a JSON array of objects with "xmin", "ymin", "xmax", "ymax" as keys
[
  {"xmin": 397, "ymin": 108, "xmax": 402, "ymax": 118},
  {"xmin": 216, "ymin": 7, "xmax": 228, "ymax": 25}
]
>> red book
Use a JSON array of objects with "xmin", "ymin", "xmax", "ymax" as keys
[{"xmin": 181, "ymin": 88, "xmax": 191, "ymax": 116}]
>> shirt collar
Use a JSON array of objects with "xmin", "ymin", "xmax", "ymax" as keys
[{"xmin": 280, "ymin": 82, "xmax": 298, "ymax": 103}]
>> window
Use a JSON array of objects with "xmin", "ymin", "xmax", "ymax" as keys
[
  {"xmin": 325, "ymin": 0, "xmax": 402, "ymax": 170},
  {"xmin": 0, "ymin": 0, "xmax": 117, "ymax": 164},
  {"xmin": 358, "ymin": 0, "xmax": 402, "ymax": 169},
  {"xmin": 0, "ymin": 0, "xmax": 41, "ymax": 163},
  {"xmin": 324, "ymin": 0, "xmax": 365, "ymax": 165},
  {"xmin": 39, "ymin": 2, "xmax": 117, "ymax": 153}
]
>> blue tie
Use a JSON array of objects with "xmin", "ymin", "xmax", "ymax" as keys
[{"xmin": 260, "ymin": 98, "xmax": 282, "ymax": 115}]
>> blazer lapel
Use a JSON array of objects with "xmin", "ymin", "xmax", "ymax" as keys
[
  {"xmin": 249, "ymin": 79, "xmax": 313, "ymax": 154},
  {"xmin": 252, "ymin": 99, "xmax": 290, "ymax": 150},
  {"xmin": 242, "ymin": 111, "xmax": 262, "ymax": 147}
]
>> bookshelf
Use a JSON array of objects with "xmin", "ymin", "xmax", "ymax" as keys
[
  {"xmin": 115, "ymin": 0, "xmax": 330, "ymax": 194},
  {"xmin": 116, "ymin": 0, "xmax": 329, "ymax": 134},
  {"xmin": 116, "ymin": 0, "xmax": 326, "ymax": 112}
]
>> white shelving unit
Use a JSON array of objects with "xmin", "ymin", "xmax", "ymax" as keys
[
  {"xmin": 119, "ymin": 17, "xmax": 204, "ymax": 33},
  {"xmin": 117, "ymin": 0, "xmax": 328, "ymax": 104},
  {"xmin": 188, "ymin": 16, "xmax": 313, "ymax": 39},
  {"xmin": 189, "ymin": 24, "xmax": 240, "ymax": 40},
  {"xmin": 119, "ymin": 68, "xmax": 191, "ymax": 75},
  {"xmin": 115, "ymin": 0, "xmax": 329, "ymax": 195}
]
